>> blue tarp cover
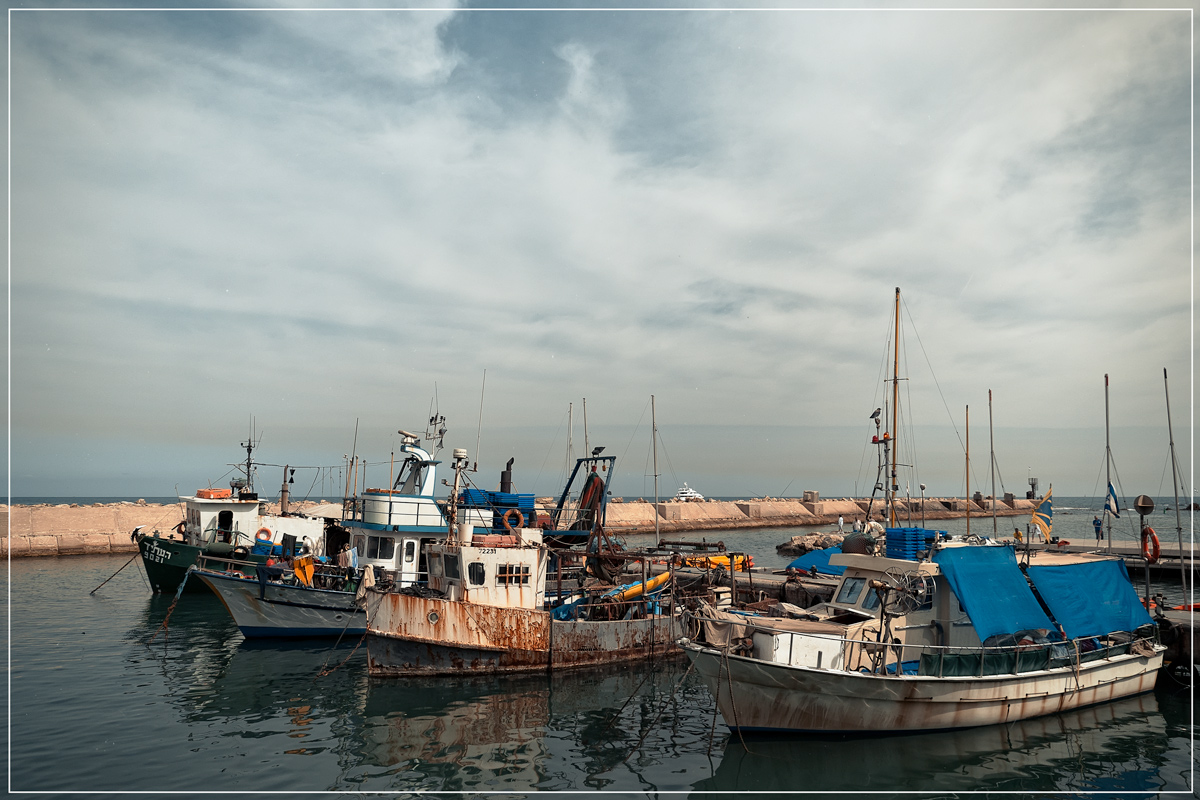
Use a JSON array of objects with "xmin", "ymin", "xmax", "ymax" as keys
[
  {"xmin": 786, "ymin": 548, "xmax": 846, "ymax": 575},
  {"xmin": 1027, "ymin": 560, "xmax": 1152, "ymax": 639},
  {"xmin": 932, "ymin": 546, "xmax": 1054, "ymax": 642}
]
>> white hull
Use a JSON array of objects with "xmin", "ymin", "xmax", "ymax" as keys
[
  {"xmin": 682, "ymin": 639, "xmax": 1163, "ymax": 733},
  {"xmin": 197, "ymin": 571, "xmax": 365, "ymax": 638}
]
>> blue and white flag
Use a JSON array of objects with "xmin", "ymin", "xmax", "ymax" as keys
[{"xmin": 1104, "ymin": 482, "xmax": 1121, "ymax": 519}]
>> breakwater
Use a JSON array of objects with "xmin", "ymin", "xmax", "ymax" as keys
[
  {"xmin": 602, "ymin": 496, "xmax": 1038, "ymax": 534},
  {"xmin": 2, "ymin": 496, "xmax": 1036, "ymax": 557}
]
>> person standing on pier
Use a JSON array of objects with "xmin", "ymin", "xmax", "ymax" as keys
[
  {"xmin": 838, "ymin": 514, "xmax": 844, "ymax": 532},
  {"xmin": 1093, "ymin": 516, "xmax": 1103, "ymax": 543}
]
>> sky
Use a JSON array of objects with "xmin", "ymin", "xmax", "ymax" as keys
[{"xmin": 6, "ymin": 3, "xmax": 1193, "ymax": 503}]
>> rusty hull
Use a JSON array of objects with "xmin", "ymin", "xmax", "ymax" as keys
[
  {"xmin": 365, "ymin": 590, "xmax": 681, "ymax": 676},
  {"xmin": 683, "ymin": 641, "xmax": 1164, "ymax": 733}
]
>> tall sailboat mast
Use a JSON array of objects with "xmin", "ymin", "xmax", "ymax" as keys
[
  {"xmin": 652, "ymin": 395, "xmax": 660, "ymax": 544},
  {"xmin": 989, "ymin": 389, "xmax": 997, "ymax": 537},
  {"xmin": 1163, "ymin": 369, "xmax": 1187, "ymax": 597},
  {"xmin": 1104, "ymin": 374, "xmax": 1113, "ymax": 553},
  {"xmin": 965, "ymin": 405, "xmax": 970, "ymax": 538},
  {"xmin": 890, "ymin": 287, "xmax": 900, "ymax": 527}
]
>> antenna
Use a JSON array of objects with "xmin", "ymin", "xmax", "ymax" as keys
[
  {"xmin": 426, "ymin": 384, "xmax": 447, "ymax": 454},
  {"xmin": 474, "ymin": 369, "xmax": 487, "ymax": 472}
]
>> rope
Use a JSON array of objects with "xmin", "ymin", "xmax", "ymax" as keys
[
  {"xmin": 146, "ymin": 564, "xmax": 195, "ymax": 650},
  {"xmin": 722, "ymin": 647, "xmax": 753, "ymax": 754},
  {"xmin": 315, "ymin": 629, "xmax": 369, "ymax": 678}
]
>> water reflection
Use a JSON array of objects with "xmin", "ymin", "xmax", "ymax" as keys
[{"xmin": 697, "ymin": 693, "xmax": 1171, "ymax": 793}]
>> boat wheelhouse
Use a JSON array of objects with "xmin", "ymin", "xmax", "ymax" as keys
[{"xmin": 341, "ymin": 430, "xmax": 449, "ymax": 587}]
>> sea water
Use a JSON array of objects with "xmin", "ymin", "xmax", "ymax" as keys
[{"xmin": 6, "ymin": 505, "xmax": 1195, "ymax": 794}]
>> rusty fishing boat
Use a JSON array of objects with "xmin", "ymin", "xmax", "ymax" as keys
[{"xmin": 361, "ymin": 447, "xmax": 695, "ymax": 676}]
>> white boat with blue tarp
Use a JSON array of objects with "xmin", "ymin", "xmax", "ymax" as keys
[{"xmin": 680, "ymin": 535, "xmax": 1164, "ymax": 733}]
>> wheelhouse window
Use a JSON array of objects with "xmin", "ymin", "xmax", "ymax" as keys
[
  {"xmin": 497, "ymin": 564, "xmax": 531, "ymax": 586},
  {"xmin": 404, "ymin": 540, "xmax": 417, "ymax": 564},
  {"xmin": 443, "ymin": 554, "xmax": 462, "ymax": 581},
  {"xmin": 366, "ymin": 535, "xmax": 396, "ymax": 560},
  {"xmin": 835, "ymin": 576, "xmax": 866, "ymax": 605},
  {"xmin": 468, "ymin": 562, "xmax": 486, "ymax": 586}
]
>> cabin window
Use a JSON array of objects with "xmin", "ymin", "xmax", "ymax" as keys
[
  {"xmin": 862, "ymin": 588, "xmax": 881, "ymax": 611},
  {"xmin": 367, "ymin": 536, "xmax": 396, "ymax": 561},
  {"xmin": 404, "ymin": 540, "xmax": 417, "ymax": 564},
  {"xmin": 468, "ymin": 562, "xmax": 486, "ymax": 586},
  {"xmin": 428, "ymin": 552, "xmax": 442, "ymax": 577},
  {"xmin": 497, "ymin": 564, "xmax": 531, "ymax": 586},
  {"xmin": 835, "ymin": 577, "xmax": 866, "ymax": 605},
  {"xmin": 443, "ymin": 554, "xmax": 462, "ymax": 581}
]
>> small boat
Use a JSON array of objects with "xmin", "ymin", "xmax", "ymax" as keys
[
  {"xmin": 675, "ymin": 483, "xmax": 704, "ymax": 501},
  {"xmin": 191, "ymin": 557, "xmax": 366, "ymax": 638},
  {"xmin": 680, "ymin": 289, "xmax": 1163, "ymax": 733},
  {"xmin": 192, "ymin": 424, "xmax": 454, "ymax": 636},
  {"xmin": 362, "ymin": 449, "xmax": 691, "ymax": 676},
  {"xmin": 135, "ymin": 438, "xmax": 330, "ymax": 594},
  {"xmin": 681, "ymin": 540, "xmax": 1163, "ymax": 733}
]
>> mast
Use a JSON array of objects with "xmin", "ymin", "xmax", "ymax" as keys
[
  {"xmin": 890, "ymin": 287, "xmax": 900, "ymax": 527},
  {"xmin": 652, "ymin": 395, "xmax": 660, "ymax": 543},
  {"xmin": 965, "ymin": 405, "xmax": 970, "ymax": 538},
  {"xmin": 1164, "ymin": 369, "xmax": 1187, "ymax": 597},
  {"xmin": 583, "ymin": 397, "xmax": 589, "ymax": 457},
  {"xmin": 1104, "ymin": 374, "xmax": 1113, "ymax": 553},
  {"xmin": 989, "ymin": 389, "xmax": 996, "ymax": 537},
  {"xmin": 566, "ymin": 402, "xmax": 574, "ymax": 477}
]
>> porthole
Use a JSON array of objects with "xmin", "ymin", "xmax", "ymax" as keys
[{"xmin": 427, "ymin": 611, "xmax": 440, "ymax": 624}]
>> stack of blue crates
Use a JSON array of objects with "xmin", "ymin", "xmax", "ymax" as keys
[
  {"xmin": 885, "ymin": 527, "xmax": 944, "ymax": 560},
  {"xmin": 459, "ymin": 489, "xmax": 536, "ymax": 531}
]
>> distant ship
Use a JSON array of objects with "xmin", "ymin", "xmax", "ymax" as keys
[{"xmin": 675, "ymin": 483, "xmax": 704, "ymax": 501}]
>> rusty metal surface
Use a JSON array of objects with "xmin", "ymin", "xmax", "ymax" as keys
[
  {"xmin": 683, "ymin": 641, "xmax": 1165, "ymax": 732},
  {"xmin": 365, "ymin": 588, "xmax": 684, "ymax": 676},
  {"xmin": 369, "ymin": 591, "xmax": 550, "ymax": 652}
]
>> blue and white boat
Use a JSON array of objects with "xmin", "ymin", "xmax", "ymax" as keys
[{"xmin": 195, "ymin": 426, "xmax": 452, "ymax": 638}]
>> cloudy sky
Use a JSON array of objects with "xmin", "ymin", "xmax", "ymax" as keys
[{"xmin": 8, "ymin": 4, "xmax": 1192, "ymax": 503}]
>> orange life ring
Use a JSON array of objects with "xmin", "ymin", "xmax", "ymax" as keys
[
  {"xmin": 1141, "ymin": 526, "xmax": 1160, "ymax": 564},
  {"xmin": 502, "ymin": 508, "xmax": 525, "ymax": 534},
  {"xmin": 255, "ymin": 527, "xmax": 273, "ymax": 543}
]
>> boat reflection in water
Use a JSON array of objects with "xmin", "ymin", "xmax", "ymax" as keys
[
  {"xmin": 351, "ymin": 663, "xmax": 709, "ymax": 791},
  {"xmin": 697, "ymin": 692, "xmax": 1171, "ymax": 794}
]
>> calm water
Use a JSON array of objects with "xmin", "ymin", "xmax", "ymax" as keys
[{"xmin": 7, "ymin": 503, "xmax": 1195, "ymax": 795}]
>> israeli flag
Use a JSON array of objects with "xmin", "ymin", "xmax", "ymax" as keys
[{"xmin": 1104, "ymin": 483, "xmax": 1121, "ymax": 519}]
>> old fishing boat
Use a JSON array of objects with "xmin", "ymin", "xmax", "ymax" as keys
[
  {"xmin": 361, "ymin": 448, "xmax": 686, "ymax": 676},
  {"xmin": 191, "ymin": 557, "xmax": 367, "ymax": 638},
  {"xmin": 680, "ymin": 287, "xmax": 1163, "ymax": 733},
  {"xmin": 135, "ymin": 438, "xmax": 331, "ymax": 593},
  {"xmin": 680, "ymin": 537, "xmax": 1163, "ymax": 733},
  {"xmin": 188, "ymin": 424, "xmax": 455, "ymax": 635}
]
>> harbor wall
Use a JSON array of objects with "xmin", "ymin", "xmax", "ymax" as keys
[{"xmin": 2, "ymin": 497, "xmax": 1037, "ymax": 557}]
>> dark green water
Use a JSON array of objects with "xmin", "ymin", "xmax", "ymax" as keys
[{"xmin": 8, "ymin": 544, "xmax": 1194, "ymax": 794}]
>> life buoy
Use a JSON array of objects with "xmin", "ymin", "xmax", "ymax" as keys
[
  {"xmin": 1141, "ymin": 526, "xmax": 1160, "ymax": 564},
  {"xmin": 255, "ymin": 527, "xmax": 272, "ymax": 543},
  {"xmin": 503, "ymin": 508, "xmax": 526, "ymax": 534}
]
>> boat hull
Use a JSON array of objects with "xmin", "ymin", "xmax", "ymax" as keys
[
  {"xmin": 138, "ymin": 536, "xmax": 215, "ymax": 594},
  {"xmin": 196, "ymin": 570, "xmax": 365, "ymax": 638},
  {"xmin": 364, "ymin": 592, "xmax": 681, "ymax": 676},
  {"xmin": 681, "ymin": 639, "xmax": 1163, "ymax": 733}
]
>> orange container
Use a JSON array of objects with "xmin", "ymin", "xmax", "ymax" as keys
[{"xmin": 196, "ymin": 488, "xmax": 232, "ymax": 499}]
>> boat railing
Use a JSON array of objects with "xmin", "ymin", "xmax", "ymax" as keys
[{"xmin": 686, "ymin": 609, "xmax": 1157, "ymax": 677}]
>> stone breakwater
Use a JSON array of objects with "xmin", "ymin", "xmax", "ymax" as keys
[
  {"xmin": 4, "ymin": 496, "xmax": 1036, "ymax": 557},
  {"xmin": 1, "ymin": 500, "xmax": 333, "ymax": 558},
  {"xmin": 600, "ymin": 496, "xmax": 1038, "ymax": 534}
]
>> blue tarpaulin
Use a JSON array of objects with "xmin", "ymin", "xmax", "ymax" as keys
[
  {"xmin": 932, "ymin": 545, "xmax": 1054, "ymax": 642},
  {"xmin": 786, "ymin": 547, "xmax": 846, "ymax": 576},
  {"xmin": 1027, "ymin": 560, "xmax": 1152, "ymax": 639}
]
